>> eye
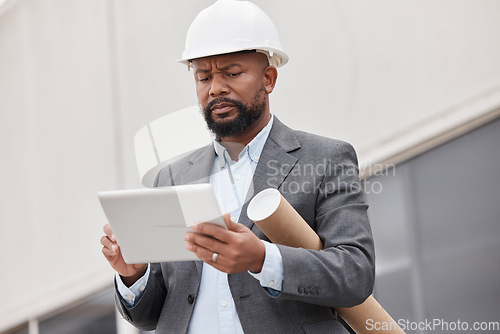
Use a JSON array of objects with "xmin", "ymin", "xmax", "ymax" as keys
[
  {"xmin": 227, "ymin": 72, "xmax": 242, "ymax": 78},
  {"xmin": 198, "ymin": 76, "xmax": 211, "ymax": 82}
]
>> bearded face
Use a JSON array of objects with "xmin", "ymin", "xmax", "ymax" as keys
[
  {"xmin": 202, "ymin": 89, "xmax": 267, "ymax": 138},
  {"xmin": 192, "ymin": 52, "xmax": 275, "ymax": 140}
]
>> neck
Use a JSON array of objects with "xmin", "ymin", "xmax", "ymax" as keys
[{"xmin": 218, "ymin": 111, "xmax": 271, "ymax": 161}]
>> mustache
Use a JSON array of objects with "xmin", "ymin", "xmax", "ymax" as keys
[{"xmin": 204, "ymin": 97, "xmax": 245, "ymax": 113}]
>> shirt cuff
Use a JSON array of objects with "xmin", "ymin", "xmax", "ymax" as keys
[
  {"xmin": 248, "ymin": 240, "xmax": 283, "ymax": 292},
  {"xmin": 115, "ymin": 264, "xmax": 150, "ymax": 308}
]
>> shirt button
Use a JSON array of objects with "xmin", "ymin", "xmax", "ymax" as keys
[
  {"xmin": 254, "ymin": 155, "xmax": 259, "ymax": 161},
  {"xmin": 234, "ymin": 174, "xmax": 241, "ymax": 180},
  {"xmin": 268, "ymin": 280, "xmax": 275, "ymax": 287},
  {"xmin": 221, "ymin": 300, "xmax": 228, "ymax": 307},
  {"xmin": 139, "ymin": 286, "xmax": 145, "ymax": 292},
  {"xmin": 231, "ymin": 216, "xmax": 236, "ymax": 222},
  {"xmin": 126, "ymin": 294, "xmax": 134, "ymax": 299}
]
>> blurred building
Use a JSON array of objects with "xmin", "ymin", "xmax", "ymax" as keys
[{"xmin": 1, "ymin": 0, "xmax": 499, "ymax": 333}]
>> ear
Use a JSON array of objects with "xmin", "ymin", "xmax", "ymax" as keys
[{"xmin": 263, "ymin": 66, "xmax": 278, "ymax": 94}]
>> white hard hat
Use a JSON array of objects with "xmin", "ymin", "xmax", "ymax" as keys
[{"xmin": 179, "ymin": 0, "xmax": 288, "ymax": 69}]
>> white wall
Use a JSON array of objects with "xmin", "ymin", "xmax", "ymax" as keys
[
  {"xmin": 0, "ymin": 0, "xmax": 118, "ymax": 330},
  {"xmin": 272, "ymin": 0, "xmax": 500, "ymax": 147},
  {"xmin": 1, "ymin": 0, "xmax": 500, "ymax": 331}
]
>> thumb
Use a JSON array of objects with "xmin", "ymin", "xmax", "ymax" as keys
[{"xmin": 223, "ymin": 213, "xmax": 243, "ymax": 231}]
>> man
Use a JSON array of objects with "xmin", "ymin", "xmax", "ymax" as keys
[{"xmin": 101, "ymin": 1, "xmax": 375, "ymax": 333}]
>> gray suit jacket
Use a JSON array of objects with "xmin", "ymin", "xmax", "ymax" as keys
[{"xmin": 116, "ymin": 117, "xmax": 375, "ymax": 333}]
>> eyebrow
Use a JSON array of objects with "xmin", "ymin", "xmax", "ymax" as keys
[
  {"xmin": 195, "ymin": 68, "xmax": 211, "ymax": 74},
  {"xmin": 218, "ymin": 63, "xmax": 243, "ymax": 71},
  {"xmin": 195, "ymin": 63, "xmax": 243, "ymax": 74}
]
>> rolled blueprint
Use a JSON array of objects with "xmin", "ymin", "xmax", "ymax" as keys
[
  {"xmin": 247, "ymin": 188, "xmax": 323, "ymax": 250},
  {"xmin": 247, "ymin": 188, "xmax": 405, "ymax": 334}
]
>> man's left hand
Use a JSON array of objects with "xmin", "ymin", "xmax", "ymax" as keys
[{"xmin": 185, "ymin": 213, "xmax": 265, "ymax": 274}]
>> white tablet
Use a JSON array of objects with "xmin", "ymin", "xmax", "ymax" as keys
[{"xmin": 98, "ymin": 184, "xmax": 225, "ymax": 264}]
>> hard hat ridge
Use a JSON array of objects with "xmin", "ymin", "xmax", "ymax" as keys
[{"xmin": 179, "ymin": 0, "xmax": 288, "ymax": 69}]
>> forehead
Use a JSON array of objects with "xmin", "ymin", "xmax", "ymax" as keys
[{"xmin": 191, "ymin": 52, "xmax": 262, "ymax": 71}]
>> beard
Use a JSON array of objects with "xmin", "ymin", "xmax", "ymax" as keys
[{"xmin": 202, "ymin": 89, "xmax": 267, "ymax": 138}]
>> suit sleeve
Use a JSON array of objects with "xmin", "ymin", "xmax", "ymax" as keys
[
  {"xmin": 276, "ymin": 141, "xmax": 375, "ymax": 308},
  {"xmin": 115, "ymin": 263, "xmax": 167, "ymax": 331}
]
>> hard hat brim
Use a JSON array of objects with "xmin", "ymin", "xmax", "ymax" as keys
[{"xmin": 177, "ymin": 47, "xmax": 289, "ymax": 68}]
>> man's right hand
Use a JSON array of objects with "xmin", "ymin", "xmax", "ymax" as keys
[{"xmin": 101, "ymin": 224, "xmax": 148, "ymax": 287}]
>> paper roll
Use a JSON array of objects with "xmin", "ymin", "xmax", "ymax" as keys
[
  {"xmin": 247, "ymin": 188, "xmax": 405, "ymax": 334},
  {"xmin": 247, "ymin": 188, "xmax": 323, "ymax": 250}
]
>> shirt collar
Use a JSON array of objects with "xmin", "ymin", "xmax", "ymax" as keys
[{"xmin": 213, "ymin": 114, "xmax": 274, "ymax": 168}]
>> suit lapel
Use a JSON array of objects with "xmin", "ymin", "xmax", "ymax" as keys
[
  {"xmin": 239, "ymin": 117, "xmax": 300, "ymax": 230},
  {"xmin": 195, "ymin": 260, "xmax": 203, "ymax": 276},
  {"xmin": 228, "ymin": 117, "xmax": 301, "ymax": 301},
  {"xmin": 177, "ymin": 145, "xmax": 215, "ymax": 185}
]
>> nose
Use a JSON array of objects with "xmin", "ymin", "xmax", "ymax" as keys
[{"xmin": 209, "ymin": 74, "xmax": 230, "ymax": 97}]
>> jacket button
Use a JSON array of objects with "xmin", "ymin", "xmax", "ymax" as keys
[{"xmin": 188, "ymin": 294, "xmax": 195, "ymax": 304}]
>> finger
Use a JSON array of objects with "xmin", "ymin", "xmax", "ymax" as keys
[
  {"xmin": 188, "ymin": 241, "xmax": 224, "ymax": 267},
  {"xmin": 185, "ymin": 231, "xmax": 224, "ymax": 254},
  {"xmin": 103, "ymin": 224, "xmax": 116, "ymax": 241},
  {"xmin": 223, "ymin": 213, "xmax": 244, "ymax": 232},
  {"xmin": 191, "ymin": 223, "xmax": 231, "ymax": 243},
  {"xmin": 100, "ymin": 235, "xmax": 119, "ymax": 253},
  {"xmin": 223, "ymin": 213, "xmax": 233, "ymax": 229},
  {"xmin": 100, "ymin": 235, "xmax": 112, "ymax": 248},
  {"xmin": 102, "ymin": 246, "xmax": 118, "ymax": 259},
  {"xmin": 102, "ymin": 242, "xmax": 122, "ymax": 262}
]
